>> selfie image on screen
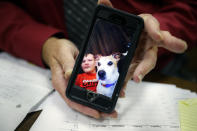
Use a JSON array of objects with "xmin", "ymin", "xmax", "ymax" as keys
[{"xmin": 74, "ymin": 18, "xmax": 133, "ymax": 98}]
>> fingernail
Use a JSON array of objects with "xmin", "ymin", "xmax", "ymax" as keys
[
  {"xmin": 182, "ymin": 40, "xmax": 188, "ymax": 50},
  {"xmin": 119, "ymin": 91, "xmax": 125, "ymax": 98},
  {"xmin": 157, "ymin": 31, "xmax": 163, "ymax": 41},
  {"xmin": 65, "ymin": 69, "xmax": 73, "ymax": 79},
  {"xmin": 137, "ymin": 74, "xmax": 143, "ymax": 83}
]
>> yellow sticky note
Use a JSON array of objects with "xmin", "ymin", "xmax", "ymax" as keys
[{"xmin": 179, "ymin": 98, "xmax": 197, "ymax": 131}]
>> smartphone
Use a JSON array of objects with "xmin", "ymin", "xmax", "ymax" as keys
[{"xmin": 66, "ymin": 5, "xmax": 144, "ymax": 113}]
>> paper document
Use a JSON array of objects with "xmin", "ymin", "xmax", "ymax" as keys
[
  {"xmin": 0, "ymin": 52, "xmax": 53, "ymax": 131},
  {"xmin": 179, "ymin": 98, "xmax": 197, "ymax": 131},
  {"xmin": 31, "ymin": 81, "xmax": 197, "ymax": 131}
]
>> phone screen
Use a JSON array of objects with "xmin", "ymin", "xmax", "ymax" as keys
[{"xmin": 73, "ymin": 18, "xmax": 135, "ymax": 98}]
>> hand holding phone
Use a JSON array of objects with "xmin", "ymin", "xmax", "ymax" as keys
[
  {"xmin": 66, "ymin": 4, "xmax": 144, "ymax": 113},
  {"xmin": 45, "ymin": 0, "xmax": 187, "ymax": 119}
]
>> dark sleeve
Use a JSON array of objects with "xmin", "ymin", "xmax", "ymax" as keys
[
  {"xmin": 152, "ymin": 1, "xmax": 197, "ymax": 48},
  {"xmin": 152, "ymin": 1, "xmax": 197, "ymax": 69},
  {"xmin": 0, "ymin": 2, "xmax": 65, "ymax": 67},
  {"xmin": 112, "ymin": 0, "xmax": 197, "ymax": 48},
  {"xmin": 111, "ymin": 0, "xmax": 197, "ymax": 70}
]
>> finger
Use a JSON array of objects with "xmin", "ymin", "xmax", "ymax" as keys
[
  {"xmin": 120, "ymin": 63, "xmax": 139, "ymax": 97},
  {"xmin": 100, "ymin": 110, "xmax": 118, "ymax": 118},
  {"xmin": 124, "ymin": 63, "xmax": 139, "ymax": 85},
  {"xmin": 119, "ymin": 35, "xmax": 154, "ymax": 96},
  {"xmin": 50, "ymin": 59, "xmax": 67, "ymax": 97},
  {"xmin": 119, "ymin": 89, "xmax": 125, "ymax": 98},
  {"xmin": 55, "ymin": 42, "xmax": 78, "ymax": 80},
  {"xmin": 159, "ymin": 31, "xmax": 187, "ymax": 53},
  {"xmin": 133, "ymin": 45, "xmax": 158, "ymax": 83},
  {"xmin": 98, "ymin": 0, "xmax": 113, "ymax": 7},
  {"xmin": 139, "ymin": 14, "xmax": 163, "ymax": 42},
  {"xmin": 58, "ymin": 53, "xmax": 75, "ymax": 80}
]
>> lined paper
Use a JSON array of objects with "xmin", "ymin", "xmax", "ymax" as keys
[{"xmin": 179, "ymin": 98, "xmax": 197, "ymax": 131}]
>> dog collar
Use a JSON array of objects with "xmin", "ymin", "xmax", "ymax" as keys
[{"xmin": 101, "ymin": 82, "xmax": 116, "ymax": 88}]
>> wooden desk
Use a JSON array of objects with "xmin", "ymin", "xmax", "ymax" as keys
[
  {"xmin": 144, "ymin": 72, "xmax": 197, "ymax": 92},
  {"xmin": 15, "ymin": 72, "xmax": 197, "ymax": 131}
]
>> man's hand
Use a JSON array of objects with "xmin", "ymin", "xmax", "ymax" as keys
[
  {"xmin": 120, "ymin": 14, "xmax": 187, "ymax": 96},
  {"xmin": 98, "ymin": 0, "xmax": 187, "ymax": 97},
  {"xmin": 42, "ymin": 0, "xmax": 187, "ymax": 118},
  {"xmin": 42, "ymin": 37, "xmax": 117, "ymax": 119}
]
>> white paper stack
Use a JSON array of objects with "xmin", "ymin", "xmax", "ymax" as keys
[{"xmin": 30, "ymin": 81, "xmax": 197, "ymax": 131}]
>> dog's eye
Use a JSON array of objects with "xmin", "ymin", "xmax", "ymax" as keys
[
  {"xmin": 108, "ymin": 61, "xmax": 113, "ymax": 66},
  {"xmin": 98, "ymin": 62, "xmax": 101, "ymax": 66}
]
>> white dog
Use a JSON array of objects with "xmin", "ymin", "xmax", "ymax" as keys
[{"xmin": 95, "ymin": 53, "xmax": 121, "ymax": 97}]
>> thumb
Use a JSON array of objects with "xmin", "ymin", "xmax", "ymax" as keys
[
  {"xmin": 65, "ymin": 69, "xmax": 73, "ymax": 80},
  {"xmin": 57, "ymin": 49, "xmax": 76, "ymax": 80},
  {"xmin": 57, "ymin": 40, "xmax": 79, "ymax": 80},
  {"xmin": 61, "ymin": 55, "xmax": 75, "ymax": 80}
]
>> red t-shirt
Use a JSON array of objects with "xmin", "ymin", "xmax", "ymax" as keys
[{"xmin": 75, "ymin": 73, "xmax": 98, "ymax": 92}]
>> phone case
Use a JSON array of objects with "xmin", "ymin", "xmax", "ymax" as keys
[{"xmin": 66, "ymin": 5, "xmax": 144, "ymax": 113}]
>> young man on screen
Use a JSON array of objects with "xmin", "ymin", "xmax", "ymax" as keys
[{"xmin": 75, "ymin": 53, "xmax": 98, "ymax": 92}]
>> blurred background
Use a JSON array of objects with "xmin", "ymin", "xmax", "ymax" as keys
[{"xmin": 160, "ymin": 47, "xmax": 197, "ymax": 83}]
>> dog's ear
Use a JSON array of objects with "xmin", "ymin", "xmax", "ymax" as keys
[
  {"xmin": 112, "ymin": 52, "xmax": 121, "ymax": 61},
  {"xmin": 95, "ymin": 54, "xmax": 101, "ymax": 61}
]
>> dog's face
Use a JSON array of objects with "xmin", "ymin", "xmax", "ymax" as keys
[{"xmin": 95, "ymin": 53, "xmax": 120, "ymax": 83}]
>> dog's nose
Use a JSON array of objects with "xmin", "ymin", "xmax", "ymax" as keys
[{"xmin": 98, "ymin": 70, "xmax": 106, "ymax": 80}]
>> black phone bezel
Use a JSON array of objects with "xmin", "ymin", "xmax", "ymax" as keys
[{"xmin": 66, "ymin": 5, "xmax": 144, "ymax": 113}]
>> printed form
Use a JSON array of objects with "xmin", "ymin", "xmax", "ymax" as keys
[{"xmin": 31, "ymin": 81, "xmax": 197, "ymax": 131}]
